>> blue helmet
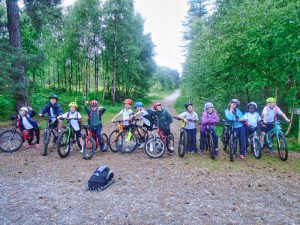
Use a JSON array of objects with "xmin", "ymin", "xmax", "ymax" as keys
[{"xmin": 134, "ymin": 102, "xmax": 144, "ymax": 108}]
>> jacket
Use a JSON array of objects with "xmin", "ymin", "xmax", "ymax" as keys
[
  {"xmin": 39, "ymin": 102, "xmax": 63, "ymax": 117},
  {"xmin": 18, "ymin": 111, "xmax": 38, "ymax": 131},
  {"xmin": 200, "ymin": 111, "xmax": 219, "ymax": 132}
]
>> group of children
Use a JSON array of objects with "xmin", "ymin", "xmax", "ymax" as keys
[{"xmin": 16, "ymin": 94, "xmax": 290, "ymax": 160}]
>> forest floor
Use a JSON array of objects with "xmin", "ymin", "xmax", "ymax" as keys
[{"xmin": 1, "ymin": 90, "xmax": 300, "ymax": 225}]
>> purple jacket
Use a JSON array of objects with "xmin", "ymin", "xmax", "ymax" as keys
[{"xmin": 200, "ymin": 111, "xmax": 219, "ymax": 132}]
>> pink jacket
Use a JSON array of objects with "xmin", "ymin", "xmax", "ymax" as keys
[{"xmin": 200, "ymin": 111, "xmax": 219, "ymax": 132}]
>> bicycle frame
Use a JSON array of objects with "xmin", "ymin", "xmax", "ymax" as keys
[{"xmin": 265, "ymin": 122, "xmax": 284, "ymax": 146}]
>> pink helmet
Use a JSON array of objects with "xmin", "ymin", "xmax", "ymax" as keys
[
  {"xmin": 90, "ymin": 100, "xmax": 98, "ymax": 107},
  {"xmin": 153, "ymin": 102, "xmax": 162, "ymax": 110}
]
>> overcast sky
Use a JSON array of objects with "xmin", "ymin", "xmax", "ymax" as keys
[{"xmin": 63, "ymin": 0, "xmax": 188, "ymax": 74}]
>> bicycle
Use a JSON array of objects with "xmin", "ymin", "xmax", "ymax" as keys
[
  {"xmin": 115, "ymin": 118, "xmax": 151, "ymax": 153},
  {"xmin": 172, "ymin": 116, "xmax": 188, "ymax": 158},
  {"xmin": 246, "ymin": 127, "xmax": 262, "ymax": 159},
  {"xmin": 0, "ymin": 115, "xmax": 37, "ymax": 153},
  {"xmin": 263, "ymin": 121, "xmax": 288, "ymax": 161},
  {"xmin": 81, "ymin": 125, "xmax": 108, "ymax": 160},
  {"xmin": 144, "ymin": 127, "xmax": 174, "ymax": 158},
  {"xmin": 108, "ymin": 120, "xmax": 124, "ymax": 153},
  {"xmin": 202, "ymin": 123, "xmax": 217, "ymax": 160},
  {"xmin": 42, "ymin": 115, "xmax": 59, "ymax": 156},
  {"xmin": 221, "ymin": 119, "xmax": 237, "ymax": 162},
  {"xmin": 56, "ymin": 118, "xmax": 87, "ymax": 158}
]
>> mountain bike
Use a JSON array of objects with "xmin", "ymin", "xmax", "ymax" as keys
[
  {"xmin": 173, "ymin": 116, "xmax": 187, "ymax": 158},
  {"xmin": 264, "ymin": 121, "xmax": 288, "ymax": 161},
  {"xmin": 144, "ymin": 127, "xmax": 174, "ymax": 158},
  {"xmin": 56, "ymin": 118, "xmax": 87, "ymax": 158},
  {"xmin": 202, "ymin": 124, "xmax": 216, "ymax": 160},
  {"xmin": 42, "ymin": 115, "xmax": 59, "ymax": 156},
  {"xmin": 108, "ymin": 120, "xmax": 124, "ymax": 153},
  {"xmin": 221, "ymin": 119, "xmax": 237, "ymax": 162},
  {"xmin": 0, "ymin": 115, "xmax": 36, "ymax": 153},
  {"xmin": 81, "ymin": 125, "xmax": 108, "ymax": 160},
  {"xmin": 246, "ymin": 127, "xmax": 262, "ymax": 159}
]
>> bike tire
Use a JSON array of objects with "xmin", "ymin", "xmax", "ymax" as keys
[
  {"xmin": 42, "ymin": 129, "xmax": 51, "ymax": 156},
  {"xmin": 207, "ymin": 133, "xmax": 215, "ymax": 160},
  {"xmin": 0, "ymin": 130, "xmax": 23, "ymax": 153},
  {"xmin": 229, "ymin": 133, "xmax": 236, "ymax": 162},
  {"xmin": 116, "ymin": 130, "xmax": 138, "ymax": 154},
  {"xmin": 101, "ymin": 133, "xmax": 108, "ymax": 150},
  {"xmin": 178, "ymin": 129, "xmax": 187, "ymax": 158},
  {"xmin": 167, "ymin": 132, "xmax": 174, "ymax": 153},
  {"xmin": 252, "ymin": 136, "xmax": 262, "ymax": 159},
  {"xmin": 277, "ymin": 133, "xmax": 288, "ymax": 161},
  {"xmin": 76, "ymin": 126, "xmax": 88, "ymax": 150},
  {"xmin": 145, "ymin": 137, "xmax": 165, "ymax": 158},
  {"xmin": 108, "ymin": 130, "xmax": 120, "ymax": 153},
  {"xmin": 57, "ymin": 131, "xmax": 71, "ymax": 158},
  {"xmin": 82, "ymin": 136, "xmax": 96, "ymax": 160},
  {"xmin": 221, "ymin": 127, "xmax": 228, "ymax": 150}
]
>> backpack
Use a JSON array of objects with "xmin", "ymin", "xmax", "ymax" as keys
[{"xmin": 87, "ymin": 166, "xmax": 114, "ymax": 191}]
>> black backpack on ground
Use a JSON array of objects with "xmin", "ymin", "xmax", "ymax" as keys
[{"xmin": 87, "ymin": 166, "xmax": 114, "ymax": 191}]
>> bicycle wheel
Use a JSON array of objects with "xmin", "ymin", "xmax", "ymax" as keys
[
  {"xmin": 116, "ymin": 130, "xmax": 138, "ymax": 153},
  {"xmin": 206, "ymin": 132, "xmax": 215, "ymax": 160},
  {"xmin": 0, "ymin": 130, "xmax": 23, "ymax": 153},
  {"xmin": 82, "ymin": 136, "xmax": 96, "ymax": 160},
  {"xmin": 145, "ymin": 137, "xmax": 165, "ymax": 158},
  {"xmin": 277, "ymin": 133, "xmax": 288, "ymax": 161},
  {"xmin": 167, "ymin": 132, "xmax": 174, "ymax": 153},
  {"xmin": 42, "ymin": 129, "xmax": 51, "ymax": 156},
  {"xmin": 221, "ymin": 127, "xmax": 229, "ymax": 150},
  {"xmin": 251, "ymin": 136, "xmax": 262, "ymax": 159},
  {"xmin": 229, "ymin": 133, "xmax": 237, "ymax": 162},
  {"xmin": 57, "ymin": 131, "xmax": 71, "ymax": 158},
  {"xmin": 108, "ymin": 130, "xmax": 120, "ymax": 153},
  {"xmin": 178, "ymin": 129, "xmax": 187, "ymax": 158}
]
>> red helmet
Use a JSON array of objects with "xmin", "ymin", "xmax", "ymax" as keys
[
  {"xmin": 123, "ymin": 99, "xmax": 133, "ymax": 105},
  {"xmin": 153, "ymin": 102, "xmax": 162, "ymax": 110},
  {"xmin": 90, "ymin": 100, "xmax": 98, "ymax": 107}
]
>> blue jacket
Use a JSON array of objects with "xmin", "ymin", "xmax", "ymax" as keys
[
  {"xmin": 39, "ymin": 102, "xmax": 63, "ymax": 117},
  {"xmin": 18, "ymin": 111, "xmax": 38, "ymax": 131},
  {"xmin": 225, "ymin": 108, "xmax": 244, "ymax": 128}
]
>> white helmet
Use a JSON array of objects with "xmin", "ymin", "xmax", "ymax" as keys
[
  {"xmin": 19, "ymin": 107, "xmax": 29, "ymax": 113},
  {"xmin": 204, "ymin": 102, "xmax": 214, "ymax": 110}
]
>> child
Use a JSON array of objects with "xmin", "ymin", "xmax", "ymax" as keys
[
  {"xmin": 58, "ymin": 102, "xmax": 84, "ymax": 151},
  {"xmin": 85, "ymin": 100, "xmax": 107, "ymax": 151},
  {"xmin": 200, "ymin": 102, "xmax": 219, "ymax": 157},
  {"xmin": 18, "ymin": 107, "xmax": 40, "ymax": 149},
  {"xmin": 260, "ymin": 97, "xmax": 290, "ymax": 153},
  {"xmin": 243, "ymin": 102, "xmax": 262, "ymax": 150},
  {"xmin": 225, "ymin": 99, "xmax": 246, "ymax": 159},
  {"xmin": 111, "ymin": 99, "xmax": 134, "ymax": 129},
  {"xmin": 178, "ymin": 101, "xmax": 199, "ymax": 154},
  {"xmin": 38, "ymin": 94, "xmax": 63, "ymax": 132},
  {"xmin": 147, "ymin": 102, "xmax": 173, "ymax": 153}
]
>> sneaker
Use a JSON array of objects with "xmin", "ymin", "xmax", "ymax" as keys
[
  {"xmin": 34, "ymin": 144, "xmax": 40, "ymax": 149},
  {"xmin": 239, "ymin": 154, "xmax": 245, "ymax": 159},
  {"xmin": 101, "ymin": 144, "xmax": 108, "ymax": 151},
  {"xmin": 80, "ymin": 147, "xmax": 84, "ymax": 153},
  {"xmin": 199, "ymin": 150, "xmax": 204, "ymax": 155},
  {"xmin": 138, "ymin": 142, "xmax": 145, "ymax": 149}
]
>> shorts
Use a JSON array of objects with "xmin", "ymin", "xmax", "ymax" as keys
[{"xmin": 260, "ymin": 123, "xmax": 274, "ymax": 133}]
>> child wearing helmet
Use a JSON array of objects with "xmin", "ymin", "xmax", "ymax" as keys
[
  {"xmin": 18, "ymin": 106, "xmax": 40, "ymax": 149},
  {"xmin": 58, "ymin": 102, "xmax": 84, "ymax": 151},
  {"xmin": 243, "ymin": 102, "xmax": 262, "ymax": 150},
  {"xmin": 200, "ymin": 102, "xmax": 219, "ymax": 157},
  {"xmin": 111, "ymin": 99, "xmax": 134, "ymax": 129},
  {"xmin": 225, "ymin": 99, "xmax": 247, "ymax": 159},
  {"xmin": 38, "ymin": 94, "xmax": 63, "ymax": 132},
  {"xmin": 177, "ymin": 101, "xmax": 199, "ymax": 154},
  {"xmin": 85, "ymin": 100, "xmax": 107, "ymax": 151},
  {"xmin": 260, "ymin": 97, "xmax": 290, "ymax": 153}
]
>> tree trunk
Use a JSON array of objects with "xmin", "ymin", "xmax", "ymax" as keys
[
  {"xmin": 111, "ymin": 41, "xmax": 117, "ymax": 104},
  {"xmin": 6, "ymin": 0, "xmax": 28, "ymax": 110}
]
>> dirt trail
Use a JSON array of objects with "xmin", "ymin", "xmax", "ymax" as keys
[{"xmin": 1, "ymin": 90, "xmax": 300, "ymax": 225}]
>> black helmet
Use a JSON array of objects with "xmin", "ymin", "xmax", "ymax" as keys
[
  {"xmin": 184, "ymin": 101, "xmax": 193, "ymax": 108},
  {"xmin": 49, "ymin": 94, "xmax": 58, "ymax": 100}
]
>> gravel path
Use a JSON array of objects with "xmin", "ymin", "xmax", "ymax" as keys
[{"xmin": 1, "ymin": 90, "xmax": 300, "ymax": 225}]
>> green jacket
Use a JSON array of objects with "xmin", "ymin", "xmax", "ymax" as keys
[
  {"xmin": 85, "ymin": 106, "xmax": 106, "ymax": 126},
  {"xmin": 147, "ymin": 108, "xmax": 173, "ymax": 129}
]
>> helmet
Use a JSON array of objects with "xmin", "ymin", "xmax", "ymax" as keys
[
  {"xmin": 134, "ymin": 102, "xmax": 144, "ymax": 108},
  {"xmin": 266, "ymin": 97, "xmax": 276, "ymax": 103},
  {"xmin": 153, "ymin": 102, "xmax": 162, "ymax": 110},
  {"xmin": 231, "ymin": 99, "xmax": 240, "ymax": 106},
  {"xmin": 204, "ymin": 102, "xmax": 214, "ymax": 109},
  {"xmin": 124, "ymin": 99, "xmax": 133, "ymax": 105},
  {"xmin": 49, "ymin": 94, "xmax": 58, "ymax": 100},
  {"xmin": 19, "ymin": 107, "xmax": 29, "ymax": 113},
  {"xmin": 90, "ymin": 100, "xmax": 98, "ymax": 107},
  {"xmin": 184, "ymin": 101, "xmax": 193, "ymax": 108},
  {"xmin": 68, "ymin": 102, "xmax": 77, "ymax": 107},
  {"xmin": 247, "ymin": 101, "xmax": 257, "ymax": 109}
]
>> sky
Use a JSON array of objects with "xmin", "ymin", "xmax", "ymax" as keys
[{"xmin": 63, "ymin": 0, "xmax": 188, "ymax": 74}]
